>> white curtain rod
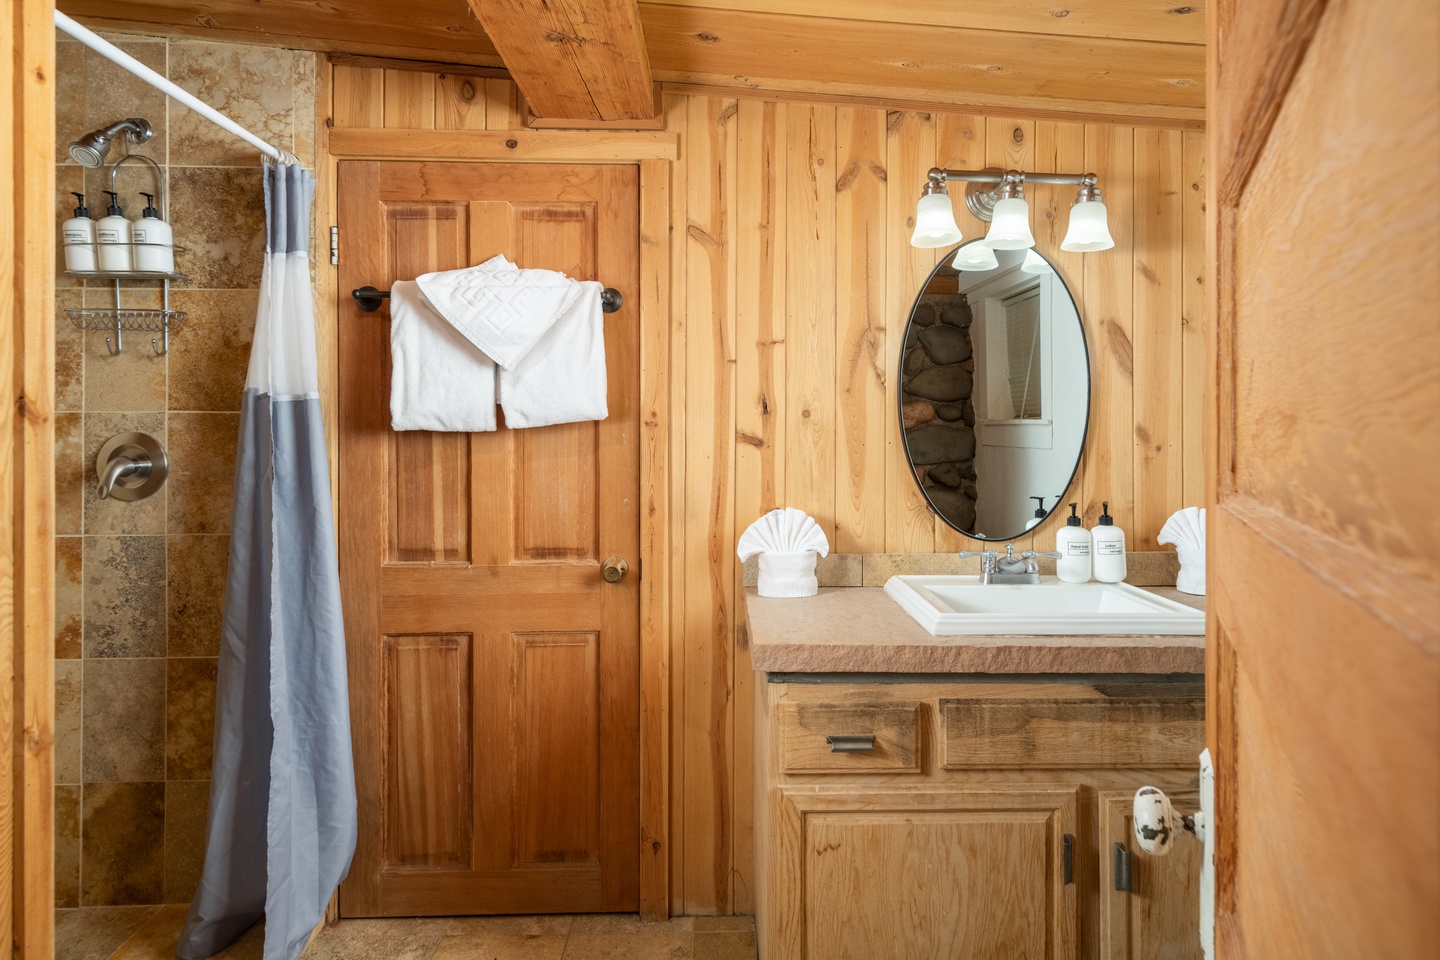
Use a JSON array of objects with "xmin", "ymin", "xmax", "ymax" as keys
[{"xmin": 54, "ymin": 10, "xmax": 289, "ymax": 164}]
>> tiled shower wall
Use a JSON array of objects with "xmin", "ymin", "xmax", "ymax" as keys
[{"xmin": 53, "ymin": 32, "xmax": 316, "ymax": 907}]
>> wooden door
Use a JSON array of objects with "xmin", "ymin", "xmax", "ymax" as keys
[
  {"xmin": 1208, "ymin": 1, "xmax": 1439, "ymax": 958},
  {"xmin": 1098, "ymin": 791, "xmax": 1201, "ymax": 960},
  {"xmin": 773, "ymin": 785, "xmax": 1079, "ymax": 959},
  {"xmin": 336, "ymin": 161, "xmax": 641, "ymax": 916}
]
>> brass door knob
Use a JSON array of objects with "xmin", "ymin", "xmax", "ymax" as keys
[{"xmin": 601, "ymin": 557, "xmax": 629, "ymax": 584}]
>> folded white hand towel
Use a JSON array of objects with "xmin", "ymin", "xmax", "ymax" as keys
[
  {"xmin": 499, "ymin": 281, "xmax": 609, "ymax": 428},
  {"xmin": 416, "ymin": 255, "xmax": 580, "ymax": 369},
  {"xmin": 389, "ymin": 280, "xmax": 497, "ymax": 432},
  {"xmin": 1158, "ymin": 506, "xmax": 1207, "ymax": 595}
]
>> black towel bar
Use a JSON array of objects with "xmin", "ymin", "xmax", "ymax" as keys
[{"xmin": 351, "ymin": 285, "xmax": 623, "ymax": 314}]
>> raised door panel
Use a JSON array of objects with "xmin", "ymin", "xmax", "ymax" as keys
[
  {"xmin": 1098, "ymin": 790, "xmax": 1202, "ymax": 960},
  {"xmin": 774, "ymin": 786, "xmax": 1078, "ymax": 960}
]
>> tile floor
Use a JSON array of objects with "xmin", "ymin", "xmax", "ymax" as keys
[{"xmin": 57, "ymin": 907, "xmax": 757, "ymax": 960}]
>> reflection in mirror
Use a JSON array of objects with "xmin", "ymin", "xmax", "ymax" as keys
[{"xmin": 899, "ymin": 240, "xmax": 1090, "ymax": 541}]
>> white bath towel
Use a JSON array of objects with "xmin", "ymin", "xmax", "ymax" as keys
[
  {"xmin": 416, "ymin": 255, "xmax": 581, "ymax": 369},
  {"xmin": 389, "ymin": 280, "xmax": 497, "ymax": 432},
  {"xmin": 499, "ymin": 281, "xmax": 609, "ymax": 428}
]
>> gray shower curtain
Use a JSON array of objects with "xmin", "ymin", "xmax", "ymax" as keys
[{"xmin": 178, "ymin": 161, "xmax": 357, "ymax": 960}]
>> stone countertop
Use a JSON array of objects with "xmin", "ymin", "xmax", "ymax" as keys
[{"xmin": 744, "ymin": 586, "xmax": 1206, "ymax": 675}]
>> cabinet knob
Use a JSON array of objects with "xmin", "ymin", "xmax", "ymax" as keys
[{"xmin": 1133, "ymin": 786, "xmax": 1203, "ymax": 856}]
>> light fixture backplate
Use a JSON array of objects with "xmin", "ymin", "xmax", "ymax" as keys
[{"xmin": 963, "ymin": 169, "xmax": 1006, "ymax": 222}]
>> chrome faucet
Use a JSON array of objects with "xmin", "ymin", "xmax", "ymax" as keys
[{"xmin": 958, "ymin": 544, "xmax": 1063, "ymax": 585}]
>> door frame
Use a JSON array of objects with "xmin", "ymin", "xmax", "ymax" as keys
[{"xmin": 316, "ymin": 95, "xmax": 678, "ymax": 919}]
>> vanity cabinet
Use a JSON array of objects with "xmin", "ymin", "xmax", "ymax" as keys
[{"xmin": 755, "ymin": 680, "xmax": 1204, "ymax": 960}]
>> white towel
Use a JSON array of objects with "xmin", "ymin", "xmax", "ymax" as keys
[
  {"xmin": 389, "ymin": 280, "xmax": 497, "ymax": 432},
  {"xmin": 416, "ymin": 255, "xmax": 580, "ymax": 369},
  {"xmin": 499, "ymin": 281, "xmax": 609, "ymax": 428}
]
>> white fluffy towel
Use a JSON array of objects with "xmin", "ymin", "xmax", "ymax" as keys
[
  {"xmin": 390, "ymin": 256, "xmax": 609, "ymax": 431},
  {"xmin": 389, "ymin": 280, "xmax": 497, "ymax": 432},
  {"xmin": 1158, "ymin": 506, "xmax": 1207, "ymax": 595}
]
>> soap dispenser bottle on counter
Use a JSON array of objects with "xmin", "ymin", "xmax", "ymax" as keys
[
  {"xmin": 61, "ymin": 192, "xmax": 97, "ymax": 273},
  {"xmin": 130, "ymin": 192, "xmax": 173, "ymax": 274},
  {"xmin": 1092, "ymin": 501, "xmax": 1128, "ymax": 583},
  {"xmin": 1055, "ymin": 503, "xmax": 1092, "ymax": 583},
  {"xmin": 95, "ymin": 190, "xmax": 132, "ymax": 272}
]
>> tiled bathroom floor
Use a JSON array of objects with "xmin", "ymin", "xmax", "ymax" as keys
[{"xmin": 57, "ymin": 907, "xmax": 757, "ymax": 960}]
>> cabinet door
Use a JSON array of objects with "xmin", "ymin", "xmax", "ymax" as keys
[
  {"xmin": 772, "ymin": 785, "xmax": 1079, "ymax": 960},
  {"xmin": 1098, "ymin": 791, "xmax": 1202, "ymax": 960}
]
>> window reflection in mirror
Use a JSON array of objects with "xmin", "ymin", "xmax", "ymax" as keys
[{"xmin": 900, "ymin": 240, "xmax": 1090, "ymax": 541}]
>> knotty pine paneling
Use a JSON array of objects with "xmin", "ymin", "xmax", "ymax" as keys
[{"xmin": 327, "ymin": 68, "xmax": 1206, "ymax": 916}]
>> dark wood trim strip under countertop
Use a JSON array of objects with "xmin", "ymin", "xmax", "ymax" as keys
[{"xmin": 743, "ymin": 586, "xmax": 1206, "ymax": 675}]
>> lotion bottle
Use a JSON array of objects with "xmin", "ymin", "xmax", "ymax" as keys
[
  {"xmin": 1055, "ymin": 503, "xmax": 1092, "ymax": 583},
  {"xmin": 1024, "ymin": 496, "xmax": 1046, "ymax": 531},
  {"xmin": 131, "ymin": 192, "xmax": 173, "ymax": 274},
  {"xmin": 61, "ymin": 192, "xmax": 97, "ymax": 273},
  {"xmin": 95, "ymin": 190, "xmax": 133, "ymax": 272},
  {"xmin": 1092, "ymin": 501, "xmax": 1128, "ymax": 583}
]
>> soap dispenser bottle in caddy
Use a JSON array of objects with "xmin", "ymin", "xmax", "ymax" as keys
[
  {"xmin": 61, "ymin": 192, "xmax": 97, "ymax": 273},
  {"xmin": 1054, "ymin": 503, "xmax": 1093, "ymax": 583},
  {"xmin": 130, "ymin": 192, "xmax": 173, "ymax": 274},
  {"xmin": 95, "ymin": 190, "xmax": 133, "ymax": 272},
  {"xmin": 1091, "ymin": 501, "xmax": 1127, "ymax": 583}
]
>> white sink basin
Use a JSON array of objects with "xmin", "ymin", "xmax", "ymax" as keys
[{"xmin": 883, "ymin": 575, "xmax": 1205, "ymax": 636}]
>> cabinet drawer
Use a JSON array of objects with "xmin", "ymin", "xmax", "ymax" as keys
[
  {"xmin": 777, "ymin": 701, "xmax": 922, "ymax": 774},
  {"xmin": 941, "ymin": 697, "xmax": 1204, "ymax": 769}
]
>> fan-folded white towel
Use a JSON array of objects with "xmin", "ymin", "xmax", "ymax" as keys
[
  {"xmin": 389, "ymin": 280, "xmax": 497, "ymax": 432},
  {"xmin": 499, "ymin": 281, "xmax": 609, "ymax": 428},
  {"xmin": 416, "ymin": 255, "xmax": 580, "ymax": 369}
]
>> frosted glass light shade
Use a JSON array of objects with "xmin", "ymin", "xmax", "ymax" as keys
[
  {"xmin": 1061, "ymin": 199, "xmax": 1115, "ymax": 252},
  {"xmin": 983, "ymin": 196, "xmax": 1035, "ymax": 250},
  {"xmin": 911, "ymin": 193, "xmax": 963, "ymax": 248},
  {"xmin": 952, "ymin": 243, "xmax": 999, "ymax": 271},
  {"xmin": 1021, "ymin": 249, "xmax": 1054, "ymax": 274}
]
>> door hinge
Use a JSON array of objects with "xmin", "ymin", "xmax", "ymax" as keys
[
  {"xmin": 329, "ymin": 225, "xmax": 339, "ymax": 266},
  {"xmin": 1113, "ymin": 841, "xmax": 1133, "ymax": 892},
  {"xmin": 1062, "ymin": 834, "xmax": 1074, "ymax": 885}
]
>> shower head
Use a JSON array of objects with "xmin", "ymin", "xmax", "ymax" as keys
[{"xmin": 68, "ymin": 118, "xmax": 153, "ymax": 168}]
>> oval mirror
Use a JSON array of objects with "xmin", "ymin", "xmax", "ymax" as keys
[{"xmin": 899, "ymin": 240, "xmax": 1090, "ymax": 540}]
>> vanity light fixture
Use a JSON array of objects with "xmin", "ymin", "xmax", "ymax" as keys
[
  {"xmin": 910, "ymin": 167, "xmax": 1115, "ymax": 254},
  {"xmin": 953, "ymin": 243, "xmax": 1000, "ymax": 272},
  {"xmin": 1020, "ymin": 249, "xmax": 1055, "ymax": 274}
]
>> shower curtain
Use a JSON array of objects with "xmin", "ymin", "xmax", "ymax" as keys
[{"xmin": 178, "ymin": 161, "xmax": 357, "ymax": 960}]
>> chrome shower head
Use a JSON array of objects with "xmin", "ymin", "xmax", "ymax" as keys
[{"xmin": 68, "ymin": 118, "xmax": 153, "ymax": 168}]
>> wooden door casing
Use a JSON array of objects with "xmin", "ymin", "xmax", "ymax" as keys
[
  {"xmin": 772, "ymin": 785, "xmax": 1079, "ymax": 960},
  {"xmin": 1208, "ymin": 1, "xmax": 1440, "ymax": 957},
  {"xmin": 336, "ymin": 161, "xmax": 642, "ymax": 916}
]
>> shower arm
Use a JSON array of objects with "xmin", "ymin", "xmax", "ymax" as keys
[{"xmin": 54, "ymin": 10, "xmax": 291, "ymax": 165}]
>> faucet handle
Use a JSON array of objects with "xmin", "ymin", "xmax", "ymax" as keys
[
  {"xmin": 1022, "ymin": 550, "xmax": 1062, "ymax": 560},
  {"xmin": 957, "ymin": 550, "xmax": 999, "ymax": 561}
]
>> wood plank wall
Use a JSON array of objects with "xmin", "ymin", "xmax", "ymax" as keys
[{"xmin": 325, "ymin": 67, "xmax": 1206, "ymax": 916}]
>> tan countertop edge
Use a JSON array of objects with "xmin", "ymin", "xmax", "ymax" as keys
[{"xmin": 744, "ymin": 586, "xmax": 1206, "ymax": 675}]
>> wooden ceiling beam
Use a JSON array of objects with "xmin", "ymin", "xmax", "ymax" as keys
[{"xmin": 466, "ymin": 0, "xmax": 656, "ymax": 121}]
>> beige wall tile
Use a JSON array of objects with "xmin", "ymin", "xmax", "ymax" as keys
[
  {"xmin": 163, "ymin": 781, "xmax": 212, "ymax": 904},
  {"xmin": 81, "ymin": 781, "xmax": 165, "ymax": 906},
  {"xmin": 55, "ymin": 905, "xmax": 161, "ymax": 959},
  {"xmin": 170, "ymin": 167, "xmax": 266, "ymax": 290},
  {"xmin": 168, "ymin": 289, "xmax": 257, "ymax": 411},
  {"xmin": 166, "ymin": 657, "xmax": 217, "ymax": 780},
  {"xmin": 83, "ymin": 657, "xmax": 165, "ymax": 781},
  {"xmin": 83, "ymin": 535, "xmax": 166, "ymax": 658},
  {"xmin": 56, "ymin": 785, "xmax": 82, "ymax": 909},
  {"xmin": 84, "ymin": 412, "xmax": 167, "ymax": 535},
  {"xmin": 55, "ymin": 659, "xmax": 83, "ymax": 785},
  {"xmin": 170, "ymin": 41, "xmax": 300, "ymax": 167},
  {"xmin": 168, "ymin": 535, "xmax": 229, "ymax": 658},
  {"xmin": 55, "ymin": 536, "xmax": 84, "ymax": 659},
  {"xmin": 292, "ymin": 52, "xmax": 318, "ymax": 167},
  {"xmin": 55, "ymin": 412, "xmax": 84, "ymax": 534},
  {"xmin": 81, "ymin": 288, "xmax": 167, "ymax": 413},
  {"xmin": 168, "ymin": 412, "xmax": 240, "ymax": 534}
]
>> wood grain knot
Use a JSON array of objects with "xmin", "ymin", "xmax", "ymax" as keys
[{"xmin": 505, "ymin": 139, "xmax": 518, "ymax": 149}]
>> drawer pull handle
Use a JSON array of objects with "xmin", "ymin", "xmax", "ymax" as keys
[{"xmin": 825, "ymin": 735, "xmax": 876, "ymax": 753}]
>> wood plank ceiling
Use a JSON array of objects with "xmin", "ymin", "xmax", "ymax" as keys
[{"xmin": 57, "ymin": 0, "xmax": 1206, "ymax": 125}]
